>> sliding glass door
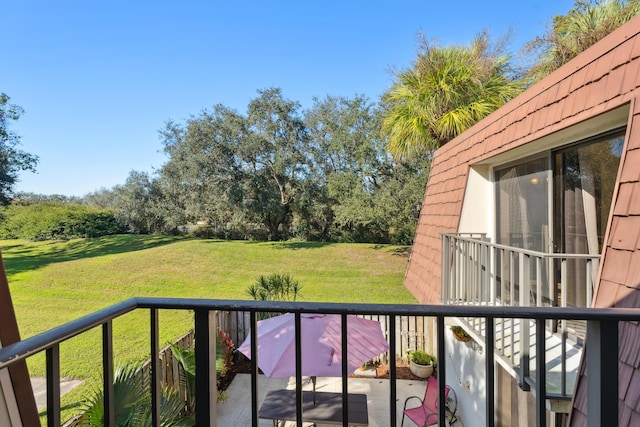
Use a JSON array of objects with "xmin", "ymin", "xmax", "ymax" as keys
[
  {"xmin": 494, "ymin": 129, "xmax": 624, "ymax": 310},
  {"xmin": 553, "ymin": 130, "xmax": 624, "ymax": 308}
]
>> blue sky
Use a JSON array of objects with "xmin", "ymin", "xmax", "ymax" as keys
[{"xmin": 3, "ymin": 1, "xmax": 575, "ymax": 197}]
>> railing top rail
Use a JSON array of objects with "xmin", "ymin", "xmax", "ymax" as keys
[
  {"xmin": 441, "ymin": 232, "xmax": 601, "ymax": 260},
  {"xmin": 0, "ymin": 299, "xmax": 138, "ymax": 369},
  {"xmin": 133, "ymin": 297, "xmax": 640, "ymax": 320},
  {"xmin": 2, "ymin": 297, "xmax": 640, "ymax": 369}
]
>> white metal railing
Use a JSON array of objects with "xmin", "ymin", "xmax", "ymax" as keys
[{"xmin": 441, "ymin": 233, "xmax": 601, "ymax": 398}]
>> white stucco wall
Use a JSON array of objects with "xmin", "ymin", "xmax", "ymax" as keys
[
  {"xmin": 458, "ymin": 165, "xmax": 493, "ymax": 237},
  {"xmin": 444, "ymin": 328, "xmax": 487, "ymax": 427}
]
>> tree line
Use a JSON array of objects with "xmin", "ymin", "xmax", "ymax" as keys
[
  {"xmin": 81, "ymin": 91, "xmax": 430, "ymax": 244},
  {"xmin": 2, "ymin": 1, "xmax": 638, "ymax": 243},
  {"xmin": 8, "ymin": 91, "xmax": 428, "ymax": 243}
]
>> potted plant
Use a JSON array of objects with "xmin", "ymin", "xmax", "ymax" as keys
[
  {"xmin": 451, "ymin": 325, "xmax": 473, "ymax": 342},
  {"xmin": 407, "ymin": 349, "xmax": 435, "ymax": 378}
]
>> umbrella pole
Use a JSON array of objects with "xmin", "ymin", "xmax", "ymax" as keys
[{"xmin": 311, "ymin": 376, "xmax": 317, "ymax": 406}]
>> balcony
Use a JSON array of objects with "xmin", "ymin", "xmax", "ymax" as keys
[
  {"xmin": 0, "ymin": 297, "xmax": 635, "ymax": 427},
  {"xmin": 441, "ymin": 233, "xmax": 601, "ymax": 401}
]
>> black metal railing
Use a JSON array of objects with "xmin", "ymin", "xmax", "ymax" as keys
[{"xmin": 0, "ymin": 297, "xmax": 637, "ymax": 427}]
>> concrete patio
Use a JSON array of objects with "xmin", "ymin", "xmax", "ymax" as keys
[{"xmin": 217, "ymin": 372, "xmax": 455, "ymax": 426}]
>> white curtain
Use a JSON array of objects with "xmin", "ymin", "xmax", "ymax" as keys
[
  {"xmin": 563, "ymin": 149, "xmax": 599, "ymax": 308},
  {"xmin": 501, "ymin": 167, "xmax": 532, "ymax": 249},
  {"xmin": 578, "ymin": 151, "xmax": 599, "ymax": 256},
  {"xmin": 578, "ymin": 149, "xmax": 599, "ymax": 306}
]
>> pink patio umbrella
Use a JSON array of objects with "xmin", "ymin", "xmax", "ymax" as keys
[{"xmin": 237, "ymin": 313, "xmax": 389, "ymax": 381}]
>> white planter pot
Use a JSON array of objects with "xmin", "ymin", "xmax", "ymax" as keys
[{"xmin": 409, "ymin": 360, "xmax": 434, "ymax": 378}]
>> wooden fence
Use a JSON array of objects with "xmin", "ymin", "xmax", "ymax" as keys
[
  {"xmin": 63, "ymin": 331, "xmax": 196, "ymax": 427},
  {"xmin": 141, "ymin": 330, "xmax": 195, "ymax": 400}
]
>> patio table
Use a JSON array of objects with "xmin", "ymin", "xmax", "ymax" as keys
[{"xmin": 258, "ymin": 389, "xmax": 369, "ymax": 426}]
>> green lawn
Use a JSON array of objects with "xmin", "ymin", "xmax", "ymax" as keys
[
  {"xmin": 2, "ymin": 235, "xmax": 415, "ymax": 375},
  {"xmin": 1, "ymin": 235, "xmax": 415, "ymax": 421}
]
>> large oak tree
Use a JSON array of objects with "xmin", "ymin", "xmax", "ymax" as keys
[{"xmin": 0, "ymin": 93, "xmax": 38, "ymax": 205}]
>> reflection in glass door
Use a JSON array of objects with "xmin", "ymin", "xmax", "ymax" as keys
[
  {"xmin": 553, "ymin": 130, "xmax": 624, "ymax": 309},
  {"xmin": 495, "ymin": 157, "xmax": 550, "ymax": 305}
]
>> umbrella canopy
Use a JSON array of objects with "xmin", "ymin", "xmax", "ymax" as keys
[{"xmin": 236, "ymin": 313, "xmax": 389, "ymax": 377}]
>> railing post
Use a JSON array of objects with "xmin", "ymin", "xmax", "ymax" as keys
[
  {"xmin": 103, "ymin": 321, "xmax": 114, "ymax": 427},
  {"xmin": 46, "ymin": 344, "xmax": 61, "ymax": 427},
  {"xmin": 560, "ymin": 259, "xmax": 568, "ymax": 396},
  {"xmin": 249, "ymin": 310, "xmax": 259, "ymax": 427},
  {"xmin": 483, "ymin": 242, "xmax": 490, "ymax": 304},
  {"xmin": 560, "ymin": 260, "xmax": 567, "ymax": 309},
  {"xmin": 586, "ymin": 320, "xmax": 618, "ymax": 427},
  {"xmin": 341, "ymin": 313, "xmax": 349, "ymax": 427},
  {"xmin": 449, "ymin": 236, "xmax": 462, "ymax": 301},
  {"xmin": 490, "ymin": 246, "xmax": 497, "ymax": 304},
  {"xmin": 546, "ymin": 257, "xmax": 558, "ymax": 312},
  {"xmin": 150, "ymin": 308, "xmax": 160, "ymax": 427},
  {"xmin": 561, "ymin": 318, "xmax": 568, "ymax": 397},
  {"xmin": 585, "ymin": 259, "xmax": 595, "ymax": 307},
  {"xmin": 388, "ymin": 314, "xmax": 397, "ymax": 427},
  {"xmin": 509, "ymin": 251, "xmax": 516, "ymax": 306},
  {"xmin": 437, "ymin": 315, "xmax": 446, "ymax": 426},
  {"xmin": 442, "ymin": 235, "xmax": 450, "ymax": 303},
  {"xmin": 486, "ymin": 317, "xmax": 495, "ymax": 427},
  {"xmin": 194, "ymin": 309, "xmax": 217, "ymax": 427},
  {"xmin": 536, "ymin": 257, "xmax": 543, "ymax": 307},
  {"xmin": 519, "ymin": 253, "xmax": 530, "ymax": 391},
  {"xmin": 464, "ymin": 240, "xmax": 471, "ymax": 302},
  {"xmin": 294, "ymin": 312, "xmax": 303, "ymax": 427},
  {"xmin": 535, "ymin": 319, "xmax": 546, "ymax": 427},
  {"xmin": 478, "ymin": 240, "xmax": 484, "ymax": 304}
]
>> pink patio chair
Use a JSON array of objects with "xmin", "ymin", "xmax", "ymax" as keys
[{"xmin": 401, "ymin": 376, "xmax": 457, "ymax": 426}]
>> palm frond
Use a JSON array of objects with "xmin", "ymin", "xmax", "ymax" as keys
[{"xmin": 382, "ymin": 30, "xmax": 524, "ymax": 158}]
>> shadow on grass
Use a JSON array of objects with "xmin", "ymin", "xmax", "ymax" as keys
[
  {"xmin": 272, "ymin": 241, "xmax": 334, "ymax": 250},
  {"xmin": 1, "ymin": 234, "xmax": 183, "ymax": 276},
  {"xmin": 371, "ymin": 244, "xmax": 411, "ymax": 257},
  {"xmin": 390, "ymin": 246, "xmax": 412, "ymax": 257},
  {"xmin": 202, "ymin": 239, "xmax": 335, "ymax": 250},
  {"xmin": 39, "ymin": 401, "xmax": 83, "ymax": 423},
  {"xmin": 201, "ymin": 239, "xmax": 410, "ymax": 254}
]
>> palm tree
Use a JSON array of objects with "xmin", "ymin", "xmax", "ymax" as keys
[
  {"xmin": 169, "ymin": 332, "xmax": 235, "ymax": 414},
  {"xmin": 246, "ymin": 273, "xmax": 302, "ymax": 319},
  {"xmin": 524, "ymin": 0, "xmax": 640, "ymax": 83},
  {"xmin": 78, "ymin": 364, "xmax": 190, "ymax": 427},
  {"xmin": 382, "ymin": 31, "xmax": 523, "ymax": 158}
]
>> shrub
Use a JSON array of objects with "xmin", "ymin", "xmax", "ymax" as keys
[
  {"xmin": 407, "ymin": 349, "xmax": 435, "ymax": 366},
  {"xmin": 169, "ymin": 329, "xmax": 235, "ymax": 414},
  {"xmin": 246, "ymin": 273, "xmax": 302, "ymax": 302},
  {"xmin": 450, "ymin": 325, "xmax": 472, "ymax": 341},
  {"xmin": 0, "ymin": 203, "xmax": 124, "ymax": 240},
  {"xmin": 246, "ymin": 273, "xmax": 302, "ymax": 319},
  {"xmin": 78, "ymin": 364, "xmax": 190, "ymax": 427},
  {"xmin": 451, "ymin": 325, "xmax": 471, "ymax": 338}
]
